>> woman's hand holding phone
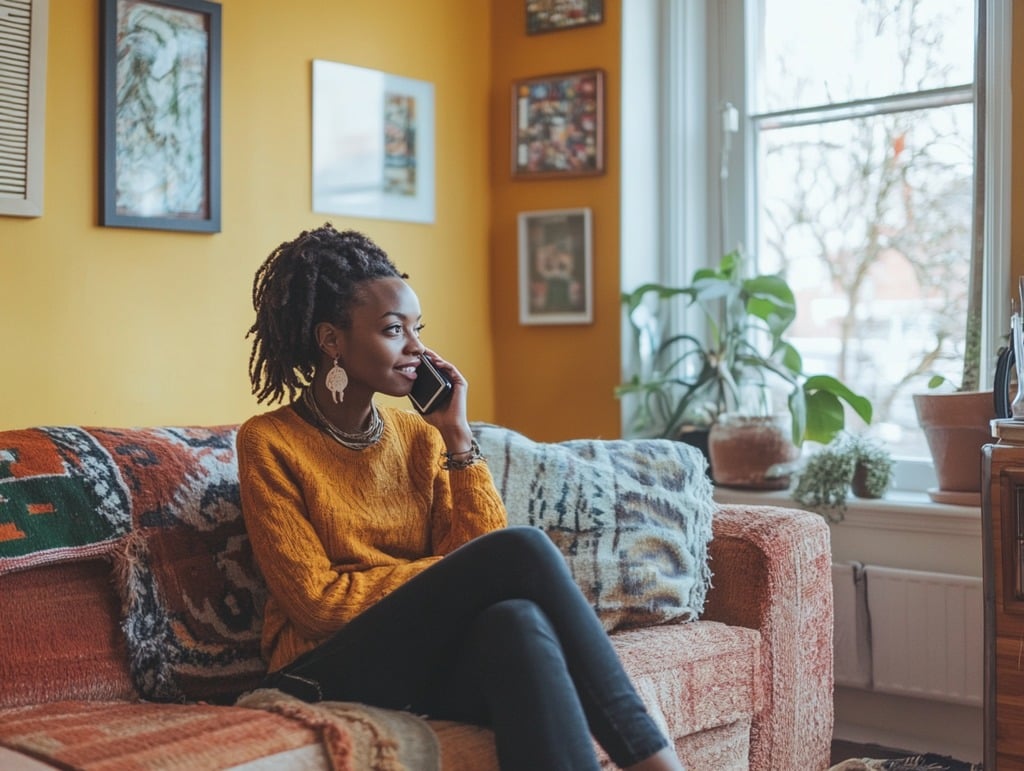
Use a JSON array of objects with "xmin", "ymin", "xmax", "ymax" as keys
[
  {"xmin": 412, "ymin": 350, "xmax": 474, "ymax": 456},
  {"xmin": 408, "ymin": 354, "xmax": 453, "ymax": 415}
]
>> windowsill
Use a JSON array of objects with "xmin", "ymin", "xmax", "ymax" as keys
[{"xmin": 712, "ymin": 485, "xmax": 981, "ymax": 536}]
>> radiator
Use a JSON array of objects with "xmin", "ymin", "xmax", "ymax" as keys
[
  {"xmin": 832, "ymin": 562, "xmax": 872, "ymax": 688},
  {"xmin": 832, "ymin": 563, "xmax": 983, "ymax": 706}
]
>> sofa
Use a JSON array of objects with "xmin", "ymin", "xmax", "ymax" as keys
[{"xmin": 0, "ymin": 421, "xmax": 833, "ymax": 770}]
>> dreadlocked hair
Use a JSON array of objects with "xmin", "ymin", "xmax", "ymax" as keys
[{"xmin": 247, "ymin": 224, "xmax": 408, "ymax": 405}]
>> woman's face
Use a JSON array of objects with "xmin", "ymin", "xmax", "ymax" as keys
[{"xmin": 336, "ymin": 277, "xmax": 425, "ymax": 399}]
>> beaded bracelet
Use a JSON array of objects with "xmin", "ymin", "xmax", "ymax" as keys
[{"xmin": 441, "ymin": 438, "xmax": 485, "ymax": 470}]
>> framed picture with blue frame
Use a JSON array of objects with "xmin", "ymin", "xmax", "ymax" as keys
[{"xmin": 101, "ymin": 0, "xmax": 222, "ymax": 232}]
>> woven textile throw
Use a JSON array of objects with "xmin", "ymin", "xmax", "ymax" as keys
[
  {"xmin": 471, "ymin": 422, "xmax": 716, "ymax": 631},
  {"xmin": 237, "ymin": 688, "xmax": 441, "ymax": 770},
  {"xmin": 0, "ymin": 700, "xmax": 321, "ymax": 770},
  {"xmin": 0, "ymin": 426, "xmax": 266, "ymax": 703},
  {"xmin": 0, "ymin": 426, "xmax": 132, "ymax": 572},
  {"xmin": 111, "ymin": 425, "xmax": 267, "ymax": 703}
]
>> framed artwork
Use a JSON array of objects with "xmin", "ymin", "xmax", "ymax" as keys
[
  {"xmin": 312, "ymin": 60, "xmax": 435, "ymax": 224},
  {"xmin": 517, "ymin": 208, "xmax": 593, "ymax": 325},
  {"xmin": 511, "ymin": 69, "xmax": 603, "ymax": 179},
  {"xmin": 101, "ymin": 0, "xmax": 221, "ymax": 232},
  {"xmin": 526, "ymin": 1, "xmax": 604, "ymax": 35}
]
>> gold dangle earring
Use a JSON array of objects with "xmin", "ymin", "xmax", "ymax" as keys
[{"xmin": 325, "ymin": 357, "xmax": 348, "ymax": 403}]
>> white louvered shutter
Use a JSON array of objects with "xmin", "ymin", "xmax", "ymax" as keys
[{"xmin": 0, "ymin": 0, "xmax": 47, "ymax": 217}]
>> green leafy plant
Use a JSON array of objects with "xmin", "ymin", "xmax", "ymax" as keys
[
  {"xmin": 792, "ymin": 433, "xmax": 894, "ymax": 522},
  {"xmin": 616, "ymin": 250, "xmax": 873, "ymax": 446},
  {"xmin": 921, "ymin": 229, "xmax": 985, "ymax": 394}
]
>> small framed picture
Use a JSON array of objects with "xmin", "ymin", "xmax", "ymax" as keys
[
  {"xmin": 511, "ymin": 69, "xmax": 604, "ymax": 179},
  {"xmin": 526, "ymin": 1, "xmax": 604, "ymax": 35},
  {"xmin": 518, "ymin": 208, "xmax": 593, "ymax": 325},
  {"xmin": 312, "ymin": 60, "xmax": 435, "ymax": 224}
]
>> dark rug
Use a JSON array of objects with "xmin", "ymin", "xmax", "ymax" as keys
[{"xmin": 829, "ymin": 754, "xmax": 982, "ymax": 771}]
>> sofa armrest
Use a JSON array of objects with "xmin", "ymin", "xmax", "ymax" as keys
[{"xmin": 702, "ymin": 504, "xmax": 833, "ymax": 771}]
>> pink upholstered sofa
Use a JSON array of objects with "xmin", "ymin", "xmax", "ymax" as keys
[{"xmin": 0, "ymin": 423, "xmax": 833, "ymax": 770}]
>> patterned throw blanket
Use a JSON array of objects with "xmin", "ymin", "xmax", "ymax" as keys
[
  {"xmin": 0, "ymin": 700, "xmax": 320, "ymax": 770},
  {"xmin": 0, "ymin": 425, "xmax": 265, "ymax": 703},
  {"xmin": 0, "ymin": 695, "xmax": 441, "ymax": 771},
  {"xmin": 0, "ymin": 426, "xmax": 133, "ymax": 572}
]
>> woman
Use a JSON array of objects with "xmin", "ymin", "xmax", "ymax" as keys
[{"xmin": 238, "ymin": 224, "xmax": 684, "ymax": 770}]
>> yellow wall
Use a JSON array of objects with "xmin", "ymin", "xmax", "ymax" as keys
[
  {"xmin": 5, "ymin": 1, "xmax": 1014, "ymax": 440},
  {"xmin": 0, "ymin": 0, "xmax": 493, "ymax": 430},
  {"xmin": 488, "ymin": 1, "xmax": 623, "ymax": 441}
]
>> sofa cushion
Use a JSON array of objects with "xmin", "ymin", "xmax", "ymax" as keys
[
  {"xmin": 471, "ymin": 423, "xmax": 715, "ymax": 631},
  {"xmin": 428, "ymin": 619, "xmax": 763, "ymax": 771},
  {"xmin": 0, "ymin": 559, "xmax": 136, "ymax": 708},
  {"xmin": 612, "ymin": 621, "xmax": 764, "ymax": 736}
]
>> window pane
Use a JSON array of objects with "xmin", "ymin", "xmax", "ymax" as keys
[
  {"xmin": 757, "ymin": 104, "xmax": 974, "ymax": 457},
  {"xmin": 757, "ymin": 0, "xmax": 975, "ymax": 113}
]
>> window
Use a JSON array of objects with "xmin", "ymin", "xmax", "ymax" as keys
[
  {"xmin": 751, "ymin": 0, "xmax": 976, "ymax": 460},
  {"xmin": 621, "ymin": 0, "xmax": 1010, "ymax": 488}
]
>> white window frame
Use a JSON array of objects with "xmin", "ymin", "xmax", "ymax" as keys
[{"xmin": 621, "ymin": 0, "xmax": 1011, "ymax": 492}]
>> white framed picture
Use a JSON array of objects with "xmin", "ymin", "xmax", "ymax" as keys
[
  {"xmin": 517, "ymin": 207, "xmax": 593, "ymax": 325},
  {"xmin": 312, "ymin": 60, "xmax": 435, "ymax": 224}
]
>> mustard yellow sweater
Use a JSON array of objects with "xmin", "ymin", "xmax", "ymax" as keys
[{"xmin": 236, "ymin": 404, "xmax": 508, "ymax": 672}]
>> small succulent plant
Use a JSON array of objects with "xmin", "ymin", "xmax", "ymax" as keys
[{"xmin": 792, "ymin": 433, "xmax": 894, "ymax": 522}]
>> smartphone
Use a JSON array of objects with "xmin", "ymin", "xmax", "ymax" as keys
[{"xmin": 409, "ymin": 354, "xmax": 453, "ymax": 414}]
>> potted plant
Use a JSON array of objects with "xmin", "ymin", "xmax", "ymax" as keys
[
  {"xmin": 910, "ymin": 251, "xmax": 997, "ymax": 504},
  {"xmin": 617, "ymin": 250, "xmax": 873, "ymax": 488},
  {"xmin": 792, "ymin": 433, "xmax": 894, "ymax": 522}
]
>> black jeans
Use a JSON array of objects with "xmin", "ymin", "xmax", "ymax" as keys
[{"xmin": 260, "ymin": 526, "xmax": 668, "ymax": 770}]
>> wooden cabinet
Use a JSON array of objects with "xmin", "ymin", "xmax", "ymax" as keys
[{"xmin": 983, "ymin": 422, "xmax": 1024, "ymax": 769}]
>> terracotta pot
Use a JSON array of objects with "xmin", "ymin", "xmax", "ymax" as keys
[
  {"xmin": 708, "ymin": 413, "xmax": 800, "ymax": 490},
  {"xmin": 912, "ymin": 390, "xmax": 995, "ymax": 496},
  {"xmin": 851, "ymin": 462, "xmax": 883, "ymax": 499}
]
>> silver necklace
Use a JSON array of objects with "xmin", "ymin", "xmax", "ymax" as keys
[{"xmin": 301, "ymin": 388, "xmax": 384, "ymax": 450}]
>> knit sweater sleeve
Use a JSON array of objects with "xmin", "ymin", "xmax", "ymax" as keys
[
  {"xmin": 429, "ymin": 461, "xmax": 508, "ymax": 554},
  {"xmin": 384, "ymin": 407, "xmax": 507, "ymax": 554},
  {"xmin": 394, "ymin": 413, "xmax": 506, "ymax": 552},
  {"xmin": 237, "ymin": 416, "xmax": 442, "ymax": 642}
]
